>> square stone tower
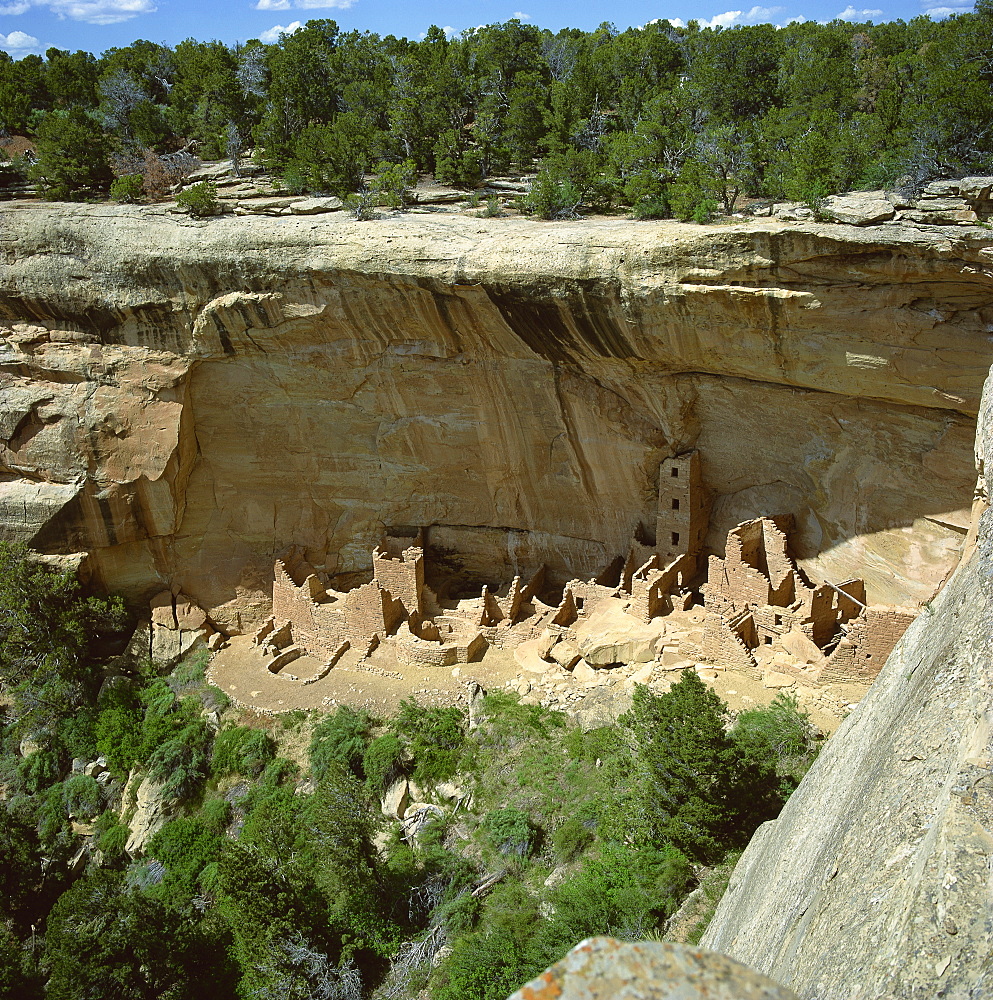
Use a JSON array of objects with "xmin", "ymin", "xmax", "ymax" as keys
[
  {"xmin": 372, "ymin": 545, "xmax": 424, "ymax": 618},
  {"xmin": 656, "ymin": 450, "xmax": 708, "ymax": 565}
]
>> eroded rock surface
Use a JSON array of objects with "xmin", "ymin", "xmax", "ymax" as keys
[
  {"xmin": 0, "ymin": 207, "xmax": 989, "ymax": 624},
  {"xmin": 701, "ymin": 366, "xmax": 993, "ymax": 999},
  {"xmin": 507, "ymin": 936, "xmax": 799, "ymax": 1000}
]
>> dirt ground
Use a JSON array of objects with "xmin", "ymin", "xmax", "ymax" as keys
[{"xmin": 208, "ymin": 633, "xmax": 866, "ymax": 733}]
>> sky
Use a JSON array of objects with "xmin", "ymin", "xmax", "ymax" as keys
[{"xmin": 0, "ymin": 0, "xmax": 977, "ymax": 59}]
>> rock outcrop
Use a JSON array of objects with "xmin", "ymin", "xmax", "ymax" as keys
[
  {"xmin": 701, "ymin": 366, "xmax": 993, "ymax": 999},
  {"xmin": 0, "ymin": 206, "xmax": 989, "ymax": 627},
  {"xmin": 507, "ymin": 937, "xmax": 799, "ymax": 1000}
]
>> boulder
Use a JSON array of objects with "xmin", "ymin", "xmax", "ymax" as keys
[
  {"xmin": 551, "ymin": 642, "xmax": 582, "ymax": 669},
  {"xmin": 577, "ymin": 613, "xmax": 665, "ymax": 666},
  {"xmin": 536, "ymin": 628, "xmax": 560, "ymax": 660},
  {"xmin": 778, "ymin": 628, "xmax": 824, "ymax": 665},
  {"xmin": 289, "ymin": 196, "xmax": 343, "ymax": 215},
  {"xmin": 772, "ymin": 201, "xmax": 813, "ymax": 221},
  {"xmin": 626, "ymin": 664, "xmax": 654, "ymax": 686},
  {"xmin": 124, "ymin": 773, "xmax": 176, "ymax": 855},
  {"xmin": 381, "ymin": 777, "xmax": 409, "ymax": 819},
  {"xmin": 762, "ymin": 671, "xmax": 796, "ymax": 689},
  {"xmin": 150, "ymin": 622, "xmax": 207, "ymax": 666},
  {"xmin": 572, "ymin": 659, "xmax": 598, "ymax": 684},
  {"xmin": 149, "ymin": 590, "xmax": 176, "ymax": 629},
  {"xmin": 821, "ymin": 192, "xmax": 895, "ymax": 226},
  {"xmin": 507, "ymin": 937, "xmax": 799, "ymax": 1000},
  {"xmin": 174, "ymin": 594, "xmax": 207, "ymax": 630}
]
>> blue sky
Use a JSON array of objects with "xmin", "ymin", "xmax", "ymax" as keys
[{"xmin": 0, "ymin": 0, "xmax": 976, "ymax": 58}]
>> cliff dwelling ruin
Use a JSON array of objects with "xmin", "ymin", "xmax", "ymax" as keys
[{"xmin": 191, "ymin": 450, "xmax": 917, "ymax": 709}]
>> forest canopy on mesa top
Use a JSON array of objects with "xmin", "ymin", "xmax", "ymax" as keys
[{"xmin": 0, "ymin": 2, "xmax": 991, "ymax": 218}]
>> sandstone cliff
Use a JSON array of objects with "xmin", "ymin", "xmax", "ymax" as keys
[
  {"xmin": 0, "ymin": 205, "xmax": 989, "ymax": 627},
  {"xmin": 701, "ymin": 365, "xmax": 992, "ymax": 998}
]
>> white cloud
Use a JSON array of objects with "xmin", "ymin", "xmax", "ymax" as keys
[
  {"xmin": 0, "ymin": 0, "xmax": 158, "ymax": 20},
  {"xmin": 835, "ymin": 4, "xmax": 883, "ymax": 18},
  {"xmin": 255, "ymin": 0, "xmax": 354, "ymax": 9},
  {"xmin": 511, "ymin": 10, "xmax": 530, "ymax": 19},
  {"xmin": 48, "ymin": 0, "xmax": 156, "ymax": 22},
  {"xmin": 924, "ymin": 2, "xmax": 969, "ymax": 13},
  {"xmin": 692, "ymin": 5, "xmax": 784, "ymax": 28},
  {"xmin": 259, "ymin": 19, "xmax": 302, "ymax": 42},
  {"xmin": 0, "ymin": 28, "xmax": 39, "ymax": 51}
]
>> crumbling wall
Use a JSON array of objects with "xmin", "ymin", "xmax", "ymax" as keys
[
  {"xmin": 820, "ymin": 607, "xmax": 916, "ymax": 682},
  {"xmin": 701, "ymin": 612, "xmax": 759, "ymax": 673}
]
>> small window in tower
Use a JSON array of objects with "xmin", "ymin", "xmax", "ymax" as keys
[
  {"xmin": 671, "ymin": 498, "xmax": 680, "ymax": 510},
  {"xmin": 671, "ymin": 467, "xmax": 679, "ymax": 477},
  {"xmin": 764, "ymin": 636, "xmax": 773, "ymax": 645},
  {"xmin": 774, "ymin": 614, "xmax": 783, "ymax": 626},
  {"xmin": 671, "ymin": 532, "xmax": 680, "ymax": 546}
]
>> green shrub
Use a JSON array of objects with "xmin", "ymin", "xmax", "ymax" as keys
[
  {"xmin": 145, "ymin": 817, "xmax": 221, "ymax": 896},
  {"xmin": 169, "ymin": 650, "xmax": 209, "ymax": 693},
  {"xmin": 621, "ymin": 671, "xmax": 783, "ymax": 864},
  {"xmin": 478, "ymin": 195, "xmax": 502, "ymax": 218},
  {"xmin": 62, "ymin": 773, "xmax": 101, "ymax": 820},
  {"xmin": 732, "ymin": 691, "xmax": 818, "ymax": 785},
  {"xmin": 146, "ymin": 719, "xmax": 213, "ymax": 801},
  {"xmin": 309, "ymin": 706, "xmax": 370, "ymax": 780},
  {"xmin": 541, "ymin": 842, "xmax": 694, "ymax": 946},
  {"xmin": 373, "ymin": 158, "xmax": 416, "ymax": 208},
  {"xmin": 282, "ymin": 161, "xmax": 308, "ymax": 195},
  {"xmin": 94, "ymin": 811, "xmax": 130, "ymax": 860},
  {"xmin": 57, "ymin": 708, "xmax": 99, "ymax": 761},
  {"xmin": 482, "ymin": 807, "xmax": 537, "ymax": 858},
  {"xmin": 692, "ymin": 198, "xmax": 720, "ymax": 223},
  {"xmin": 520, "ymin": 168, "xmax": 582, "ymax": 219},
  {"xmin": 552, "ymin": 816, "xmax": 594, "ymax": 862},
  {"xmin": 110, "ymin": 174, "xmax": 144, "ymax": 203},
  {"xmin": 176, "ymin": 180, "xmax": 219, "ymax": 218},
  {"xmin": 390, "ymin": 701, "xmax": 467, "ymax": 784},
  {"xmin": 211, "ymin": 726, "xmax": 276, "ymax": 778},
  {"xmin": 345, "ymin": 187, "xmax": 377, "ymax": 221},
  {"xmin": 632, "ymin": 195, "xmax": 670, "ymax": 219},
  {"xmin": 198, "ymin": 797, "xmax": 232, "ymax": 834},
  {"xmin": 17, "ymin": 750, "xmax": 61, "ymax": 796},
  {"xmin": 362, "ymin": 734, "xmax": 404, "ymax": 793},
  {"xmin": 433, "ymin": 882, "xmax": 541, "ymax": 1000},
  {"xmin": 281, "ymin": 710, "xmax": 307, "ymax": 730}
]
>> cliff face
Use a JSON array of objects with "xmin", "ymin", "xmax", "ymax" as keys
[
  {"xmin": 0, "ymin": 205, "xmax": 989, "ymax": 628},
  {"xmin": 701, "ymin": 367, "xmax": 992, "ymax": 999}
]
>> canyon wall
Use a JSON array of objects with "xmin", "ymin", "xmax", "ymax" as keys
[{"xmin": 0, "ymin": 205, "xmax": 989, "ymax": 629}]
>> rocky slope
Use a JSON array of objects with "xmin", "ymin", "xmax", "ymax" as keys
[
  {"xmin": 701, "ymin": 364, "xmax": 992, "ymax": 998},
  {"xmin": 0, "ymin": 204, "xmax": 990, "ymax": 628}
]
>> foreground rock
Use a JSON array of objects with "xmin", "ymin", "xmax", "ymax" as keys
[
  {"xmin": 507, "ymin": 937, "xmax": 799, "ymax": 1000},
  {"xmin": 701, "ymin": 366, "xmax": 993, "ymax": 999}
]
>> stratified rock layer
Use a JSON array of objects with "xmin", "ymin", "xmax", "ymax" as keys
[
  {"xmin": 701, "ymin": 367, "xmax": 993, "ymax": 999},
  {"xmin": 0, "ymin": 206, "xmax": 990, "ymax": 625}
]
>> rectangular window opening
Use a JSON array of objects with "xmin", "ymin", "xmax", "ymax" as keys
[
  {"xmin": 671, "ymin": 498, "xmax": 680, "ymax": 510},
  {"xmin": 671, "ymin": 532, "xmax": 680, "ymax": 546},
  {"xmin": 764, "ymin": 636, "xmax": 773, "ymax": 645},
  {"xmin": 671, "ymin": 467, "xmax": 680, "ymax": 477}
]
